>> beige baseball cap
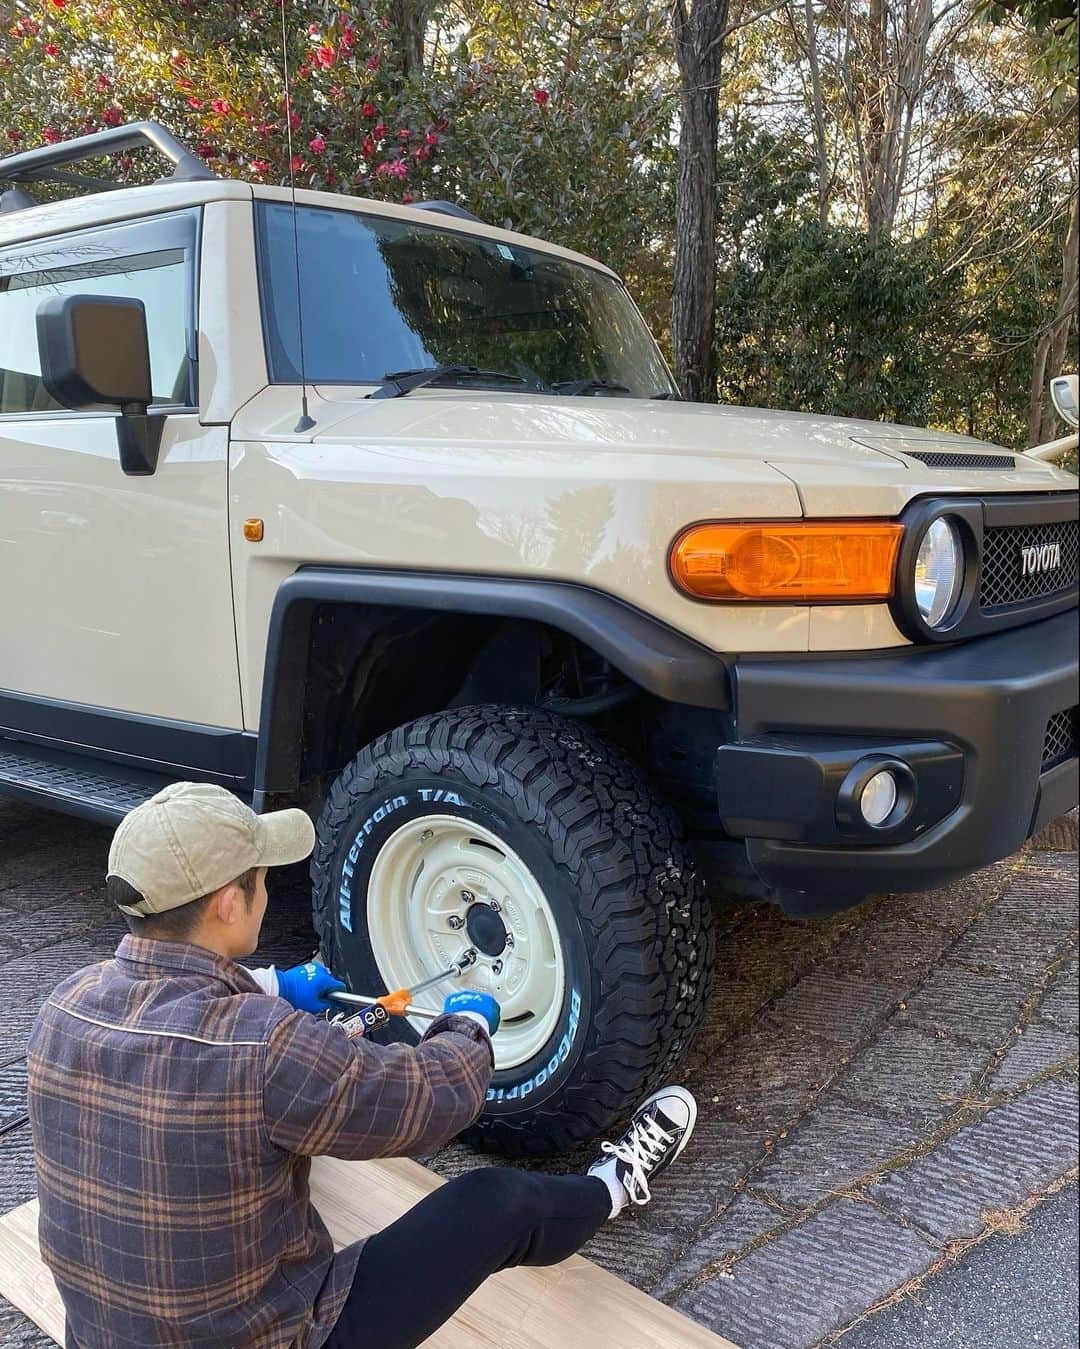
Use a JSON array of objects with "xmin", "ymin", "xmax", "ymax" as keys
[{"xmin": 108, "ymin": 782, "xmax": 315, "ymax": 916}]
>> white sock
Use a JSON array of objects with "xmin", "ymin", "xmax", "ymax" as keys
[{"xmin": 588, "ymin": 1157, "xmax": 628, "ymax": 1219}]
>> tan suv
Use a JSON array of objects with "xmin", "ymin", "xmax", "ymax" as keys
[{"xmin": 2, "ymin": 122, "xmax": 1077, "ymax": 1155}]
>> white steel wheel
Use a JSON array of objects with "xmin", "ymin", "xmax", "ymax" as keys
[{"xmin": 366, "ymin": 814, "xmax": 566, "ymax": 1071}]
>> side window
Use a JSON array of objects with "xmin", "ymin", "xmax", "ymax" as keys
[{"xmin": 0, "ymin": 223, "xmax": 195, "ymax": 416}]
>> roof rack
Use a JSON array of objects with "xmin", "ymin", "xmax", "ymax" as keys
[{"xmin": 0, "ymin": 120, "xmax": 215, "ymax": 214}]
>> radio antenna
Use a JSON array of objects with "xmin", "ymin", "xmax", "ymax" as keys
[{"xmin": 279, "ymin": 0, "xmax": 315, "ymax": 432}]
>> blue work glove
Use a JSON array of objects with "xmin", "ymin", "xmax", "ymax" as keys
[
  {"xmin": 276, "ymin": 961, "xmax": 346, "ymax": 1013},
  {"xmin": 443, "ymin": 990, "xmax": 501, "ymax": 1036}
]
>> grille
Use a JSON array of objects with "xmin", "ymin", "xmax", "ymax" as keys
[
  {"xmin": 904, "ymin": 450, "xmax": 1017, "ymax": 470},
  {"xmin": 979, "ymin": 517, "xmax": 1079, "ymax": 608},
  {"xmin": 1043, "ymin": 707, "xmax": 1080, "ymax": 770}
]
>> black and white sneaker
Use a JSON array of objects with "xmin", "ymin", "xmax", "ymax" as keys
[{"xmin": 587, "ymin": 1085, "xmax": 697, "ymax": 1214}]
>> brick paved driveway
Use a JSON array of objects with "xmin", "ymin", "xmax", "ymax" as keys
[{"xmin": 0, "ymin": 798, "xmax": 1076, "ymax": 1348}]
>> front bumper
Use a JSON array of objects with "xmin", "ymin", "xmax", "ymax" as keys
[{"xmin": 716, "ymin": 609, "xmax": 1078, "ymax": 913}]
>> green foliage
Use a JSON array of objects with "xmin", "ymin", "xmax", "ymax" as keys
[
  {"xmin": 716, "ymin": 220, "xmax": 950, "ymax": 424},
  {"xmin": 0, "ymin": 0, "xmax": 1075, "ymax": 448}
]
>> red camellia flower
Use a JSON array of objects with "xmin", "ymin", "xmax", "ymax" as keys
[
  {"xmin": 290, "ymin": 154, "xmax": 303, "ymax": 172},
  {"xmin": 340, "ymin": 25, "xmax": 354, "ymax": 52},
  {"xmin": 42, "ymin": 126, "xmax": 62, "ymax": 143},
  {"xmin": 361, "ymin": 136, "xmax": 376, "ymax": 156},
  {"xmin": 210, "ymin": 98, "xmax": 231, "ymax": 116},
  {"xmin": 96, "ymin": 73, "xmax": 111, "ymax": 90},
  {"xmin": 307, "ymin": 22, "xmax": 320, "ymax": 34},
  {"xmin": 101, "ymin": 107, "xmax": 123, "ymax": 127},
  {"xmin": 373, "ymin": 122, "xmax": 388, "ymax": 139},
  {"xmin": 533, "ymin": 88, "xmax": 550, "ymax": 106},
  {"xmin": 396, "ymin": 128, "xmax": 410, "ymax": 141},
  {"xmin": 315, "ymin": 43, "xmax": 335, "ymax": 68},
  {"xmin": 402, "ymin": 191, "xmax": 413, "ymax": 204},
  {"xmin": 288, "ymin": 111, "xmax": 301, "ymax": 131},
  {"xmin": 367, "ymin": 54, "xmax": 380, "ymax": 71},
  {"xmin": 309, "ymin": 134, "xmax": 326, "ymax": 154},
  {"xmin": 250, "ymin": 157, "xmax": 271, "ymax": 173},
  {"xmin": 412, "ymin": 144, "xmax": 430, "ymax": 161},
  {"xmin": 187, "ymin": 97, "xmax": 203, "ymax": 110},
  {"xmin": 375, "ymin": 159, "xmax": 407, "ymax": 180},
  {"xmin": 330, "ymin": 85, "xmax": 344, "ymax": 99},
  {"xmin": 425, "ymin": 132, "xmax": 438, "ymax": 145},
  {"xmin": 361, "ymin": 101, "xmax": 376, "ymax": 118},
  {"xmin": 196, "ymin": 140, "xmax": 217, "ymax": 158},
  {"xmin": 51, "ymin": 0, "xmax": 67, "ymax": 8},
  {"xmin": 43, "ymin": 42, "xmax": 59, "ymax": 56}
]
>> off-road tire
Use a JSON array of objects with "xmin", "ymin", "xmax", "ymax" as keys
[{"xmin": 310, "ymin": 705, "xmax": 714, "ymax": 1157}]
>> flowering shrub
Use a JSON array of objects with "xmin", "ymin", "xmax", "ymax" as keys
[{"xmin": 0, "ymin": 0, "xmax": 670, "ymax": 286}]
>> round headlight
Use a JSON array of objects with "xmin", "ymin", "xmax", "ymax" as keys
[{"xmin": 914, "ymin": 518, "xmax": 964, "ymax": 628}]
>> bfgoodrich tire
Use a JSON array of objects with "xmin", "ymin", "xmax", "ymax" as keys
[{"xmin": 310, "ymin": 705, "xmax": 714, "ymax": 1157}]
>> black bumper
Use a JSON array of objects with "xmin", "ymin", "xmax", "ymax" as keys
[{"xmin": 716, "ymin": 609, "xmax": 1078, "ymax": 913}]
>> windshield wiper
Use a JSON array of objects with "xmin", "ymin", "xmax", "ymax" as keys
[
  {"xmin": 551, "ymin": 378, "xmax": 632, "ymax": 397},
  {"xmin": 651, "ymin": 391, "xmax": 681, "ymax": 400},
  {"xmin": 367, "ymin": 365, "xmax": 529, "ymax": 400}
]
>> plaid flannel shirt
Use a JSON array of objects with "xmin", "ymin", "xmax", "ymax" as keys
[{"xmin": 26, "ymin": 935, "xmax": 493, "ymax": 1349}]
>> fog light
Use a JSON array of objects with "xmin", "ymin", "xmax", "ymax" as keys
[{"xmin": 860, "ymin": 770, "xmax": 898, "ymax": 827}]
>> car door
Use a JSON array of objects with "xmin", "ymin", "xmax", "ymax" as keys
[{"xmin": 0, "ymin": 209, "xmax": 244, "ymax": 749}]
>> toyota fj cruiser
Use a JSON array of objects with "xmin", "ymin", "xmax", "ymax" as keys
[{"xmin": 1, "ymin": 123, "xmax": 1077, "ymax": 1155}]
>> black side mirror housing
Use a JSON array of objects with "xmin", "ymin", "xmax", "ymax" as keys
[{"xmin": 36, "ymin": 294, "xmax": 165, "ymax": 475}]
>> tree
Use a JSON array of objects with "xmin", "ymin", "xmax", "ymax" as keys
[
  {"xmin": 1029, "ymin": 185, "xmax": 1078, "ymax": 443},
  {"xmin": 670, "ymin": 0, "xmax": 730, "ymax": 402}
]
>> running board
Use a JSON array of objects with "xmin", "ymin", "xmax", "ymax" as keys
[{"xmin": 0, "ymin": 740, "xmax": 248, "ymax": 824}]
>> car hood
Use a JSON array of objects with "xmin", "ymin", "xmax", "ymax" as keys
[{"xmin": 238, "ymin": 387, "xmax": 1077, "ymax": 513}]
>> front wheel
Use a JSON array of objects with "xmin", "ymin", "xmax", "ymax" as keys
[{"xmin": 310, "ymin": 706, "xmax": 714, "ymax": 1156}]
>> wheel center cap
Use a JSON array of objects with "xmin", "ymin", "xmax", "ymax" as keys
[{"xmin": 465, "ymin": 901, "xmax": 508, "ymax": 957}]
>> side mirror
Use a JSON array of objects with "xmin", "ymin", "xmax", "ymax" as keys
[
  {"xmin": 36, "ymin": 294, "xmax": 165, "ymax": 475},
  {"xmin": 1050, "ymin": 374, "xmax": 1079, "ymax": 430}
]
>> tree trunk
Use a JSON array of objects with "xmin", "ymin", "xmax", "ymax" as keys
[
  {"xmin": 858, "ymin": 0, "xmax": 933, "ymax": 243},
  {"xmin": 1029, "ymin": 187, "xmax": 1079, "ymax": 445},
  {"xmin": 801, "ymin": 0, "xmax": 831, "ymax": 227},
  {"xmin": 671, "ymin": 0, "xmax": 729, "ymax": 403},
  {"xmin": 387, "ymin": 0, "xmax": 433, "ymax": 78}
]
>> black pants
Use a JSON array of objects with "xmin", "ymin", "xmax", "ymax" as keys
[{"xmin": 322, "ymin": 1167, "xmax": 611, "ymax": 1349}]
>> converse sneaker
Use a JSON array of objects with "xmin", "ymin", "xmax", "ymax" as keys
[{"xmin": 587, "ymin": 1085, "xmax": 697, "ymax": 1216}]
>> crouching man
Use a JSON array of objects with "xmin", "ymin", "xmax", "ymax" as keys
[{"xmin": 27, "ymin": 783, "xmax": 697, "ymax": 1348}]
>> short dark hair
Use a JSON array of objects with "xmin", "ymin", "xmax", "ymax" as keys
[{"xmin": 110, "ymin": 868, "xmax": 258, "ymax": 940}]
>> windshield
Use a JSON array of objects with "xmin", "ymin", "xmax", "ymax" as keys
[{"xmin": 255, "ymin": 201, "xmax": 676, "ymax": 398}]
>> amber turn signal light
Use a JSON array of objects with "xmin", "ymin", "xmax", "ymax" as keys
[
  {"xmin": 243, "ymin": 518, "xmax": 264, "ymax": 542},
  {"xmin": 669, "ymin": 521, "xmax": 904, "ymax": 601}
]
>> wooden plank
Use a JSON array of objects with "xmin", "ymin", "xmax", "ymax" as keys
[
  {"xmin": 0, "ymin": 1157, "xmax": 736, "ymax": 1348},
  {"xmin": 309, "ymin": 1156, "xmax": 734, "ymax": 1348},
  {"xmin": 0, "ymin": 1200, "xmax": 64, "ymax": 1345}
]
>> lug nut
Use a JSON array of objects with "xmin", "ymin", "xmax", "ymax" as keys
[
  {"xmin": 488, "ymin": 899, "xmax": 501, "ymax": 913},
  {"xmin": 491, "ymin": 960, "xmax": 503, "ymax": 976},
  {"xmin": 461, "ymin": 889, "xmax": 475, "ymax": 904},
  {"xmin": 504, "ymin": 932, "xmax": 514, "ymax": 948},
  {"xmin": 447, "ymin": 915, "xmax": 464, "ymax": 931}
]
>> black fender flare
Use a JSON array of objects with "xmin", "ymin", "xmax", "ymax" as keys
[{"xmin": 253, "ymin": 566, "xmax": 730, "ymax": 799}]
